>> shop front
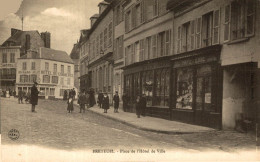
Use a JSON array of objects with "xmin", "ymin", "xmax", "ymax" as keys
[
  {"xmin": 171, "ymin": 45, "xmax": 222, "ymax": 129},
  {"xmin": 123, "ymin": 57, "xmax": 172, "ymax": 119}
]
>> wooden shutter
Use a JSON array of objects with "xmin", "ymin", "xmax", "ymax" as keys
[
  {"xmin": 177, "ymin": 26, "xmax": 182, "ymax": 53},
  {"xmin": 245, "ymin": 0, "xmax": 255, "ymax": 36},
  {"xmin": 196, "ymin": 17, "xmax": 202, "ymax": 48},
  {"xmin": 165, "ymin": 30, "xmax": 171, "ymax": 55},
  {"xmin": 190, "ymin": 20, "xmax": 195, "ymax": 50},
  {"xmin": 224, "ymin": 5, "xmax": 230, "ymax": 42},
  {"xmin": 213, "ymin": 9, "xmax": 220, "ymax": 44}
]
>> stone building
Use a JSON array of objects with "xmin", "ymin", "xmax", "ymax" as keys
[
  {"xmin": 167, "ymin": 0, "xmax": 260, "ymax": 129},
  {"xmin": 0, "ymin": 28, "xmax": 50, "ymax": 93},
  {"xmin": 70, "ymin": 42, "xmax": 80, "ymax": 92},
  {"xmin": 16, "ymin": 47, "xmax": 74, "ymax": 99}
]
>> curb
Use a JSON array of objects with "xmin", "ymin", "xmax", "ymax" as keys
[{"xmin": 79, "ymin": 105, "xmax": 214, "ymax": 135}]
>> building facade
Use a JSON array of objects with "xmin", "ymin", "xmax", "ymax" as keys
[
  {"xmin": 16, "ymin": 47, "xmax": 74, "ymax": 99},
  {"xmin": 0, "ymin": 28, "xmax": 50, "ymax": 94},
  {"xmin": 70, "ymin": 43, "xmax": 80, "ymax": 92},
  {"xmin": 167, "ymin": 0, "xmax": 260, "ymax": 129}
]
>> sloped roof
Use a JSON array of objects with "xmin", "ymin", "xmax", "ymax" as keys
[
  {"xmin": 20, "ymin": 47, "xmax": 74, "ymax": 64},
  {"xmin": 2, "ymin": 30, "xmax": 41, "ymax": 46},
  {"xmin": 90, "ymin": 14, "xmax": 100, "ymax": 18},
  {"xmin": 70, "ymin": 43, "xmax": 80, "ymax": 59}
]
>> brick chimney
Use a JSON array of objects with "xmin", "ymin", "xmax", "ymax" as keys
[
  {"xmin": 41, "ymin": 32, "xmax": 51, "ymax": 48},
  {"xmin": 11, "ymin": 28, "xmax": 21, "ymax": 36}
]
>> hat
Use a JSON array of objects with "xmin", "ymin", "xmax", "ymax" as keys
[{"xmin": 34, "ymin": 81, "xmax": 38, "ymax": 85}]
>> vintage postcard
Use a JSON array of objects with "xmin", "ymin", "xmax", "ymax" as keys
[{"xmin": 0, "ymin": 0, "xmax": 259, "ymax": 161}]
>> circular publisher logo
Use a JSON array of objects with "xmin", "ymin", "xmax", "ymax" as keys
[{"xmin": 8, "ymin": 129, "xmax": 20, "ymax": 141}]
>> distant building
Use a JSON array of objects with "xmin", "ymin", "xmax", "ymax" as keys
[
  {"xmin": 70, "ymin": 42, "xmax": 80, "ymax": 92},
  {"xmin": 16, "ymin": 47, "xmax": 74, "ymax": 99},
  {"xmin": 0, "ymin": 28, "xmax": 50, "ymax": 93}
]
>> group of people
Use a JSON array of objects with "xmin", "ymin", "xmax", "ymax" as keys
[
  {"xmin": 97, "ymin": 91, "xmax": 119, "ymax": 113},
  {"xmin": 63, "ymin": 88, "xmax": 76, "ymax": 101},
  {"xmin": 18, "ymin": 89, "xmax": 31, "ymax": 104}
]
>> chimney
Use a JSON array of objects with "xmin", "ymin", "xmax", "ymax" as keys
[
  {"xmin": 90, "ymin": 14, "xmax": 99, "ymax": 27},
  {"xmin": 41, "ymin": 32, "xmax": 51, "ymax": 48},
  {"xmin": 25, "ymin": 34, "xmax": 30, "ymax": 53},
  {"xmin": 11, "ymin": 28, "xmax": 21, "ymax": 36}
]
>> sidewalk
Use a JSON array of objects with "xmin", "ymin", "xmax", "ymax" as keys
[{"xmin": 82, "ymin": 104, "xmax": 215, "ymax": 134}]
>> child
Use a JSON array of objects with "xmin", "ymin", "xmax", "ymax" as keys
[{"xmin": 67, "ymin": 96, "xmax": 74, "ymax": 113}]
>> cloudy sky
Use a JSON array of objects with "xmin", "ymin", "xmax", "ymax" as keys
[{"xmin": 0, "ymin": 0, "xmax": 100, "ymax": 54}]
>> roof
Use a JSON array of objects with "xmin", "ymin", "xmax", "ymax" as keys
[
  {"xmin": 98, "ymin": 1, "xmax": 109, "ymax": 5},
  {"xmin": 2, "ymin": 30, "xmax": 41, "ymax": 46},
  {"xmin": 20, "ymin": 47, "xmax": 74, "ymax": 64},
  {"xmin": 90, "ymin": 14, "xmax": 100, "ymax": 18},
  {"xmin": 70, "ymin": 43, "xmax": 80, "ymax": 59}
]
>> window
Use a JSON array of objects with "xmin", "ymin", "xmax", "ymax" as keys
[
  {"xmin": 68, "ymin": 66, "xmax": 71, "ymax": 75},
  {"xmin": 30, "ymin": 74, "xmax": 37, "ymax": 83},
  {"xmin": 22, "ymin": 62, "xmax": 27, "ymax": 70},
  {"xmin": 130, "ymin": 44, "xmax": 134, "ymax": 64},
  {"xmin": 2, "ymin": 53, "xmax": 7, "ymax": 63},
  {"xmin": 134, "ymin": 41, "xmax": 140, "ymax": 63},
  {"xmin": 100, "ymin": 32, "xmax": 103, "ymax": 51},
  {"xmin": 50, "ymin": 88, "xmax": 55, "ymax": 96},
  {"xmin": 115, "ymin": 35, "xmax": 124, "ymax": 60},
  {"xmin": 145, "ymin": 0, "xmax": 155, "ymax": 21},
  {"xmin": 104, "ymin": 28, "xmax": 107, "ymax": 49},
  {"xmin": 176, "ymin": 68, "xmax": 194, "ymax": 109},
  {"xmin": 182, "ymin": 22, "xmax": 190, "ymax": 52},
  {"xmin": 196, "ymin": 17, "xmax": 202, "ymax": 48},
  {"xmin": 45, "ymin": 62, "xmax": 49, "ymax": 71},
  {"xmin": 225, "ymin": 0, "xmax": 256, "ymax": 41},
  {"xmin": 31, "ymin": 62, "xmax": 35, "ymax": 70},
  {"xmin": 60, "ymin": 77, "xmax": 64, "ymax": 85},
  {"xmin": 96, "ymin": 36, "xmax": 99, "ymax": 56},
  {"xmin": 190, "ymin": 20, "xmax": 195, "ymax": 50},
  {"xmin": 136, "ymin": 3, "xmax": 141, "ymax": 26},
  {"xmin": 153, "ymin": 0, "xmax": 158, "ymax": 17},
  {"xmin": 213, "ymin": 10, "xmax": 220, "ymax": 44},
  {"xmin": 140, "ymin": 39, "xmax": 145, "ymax": 61},
  {"xmin": 146, "ymin": 36, "xmax": 152, "ymax": 60},
  {"xmin": 61, "ymin": 65, "xmax": 64, "ymax": 74},
  {"xmin": 157, "ymin": 31, "xmax": 165, "ymax": 57},
  {"xmin": 131, "ymin": 5, "xmax": 136, "ymax": 29},
  {"xmin": 125, "ymin": 10, "xmax": 131, "ymax": 32},
  {"xmin": 52, "ymin": 76, "xmax": 58, "ymax": 84},
  {"xmin": 53, "ymin": 64, "xmax": 57, "ymax": 72},
  {"xmin": 10, "ymin": 53, "xmax": 15, "ymax": 63},
  {"xmin": 67, "ymin": 78, "xmax": 70, "ymax": 85},
  {"xmin": 152, "ymin": 35, "xmax": 157, "ymax": 58},
  {"xmin": 43, "ymin": 75, "xmax": 50, "ymax": 83},
  {"xmin": 177, "ymin": 26, "xmax": 182, "ymax": 53},
  {"xmin": 20, "ymin": 75, "xmax": 29, "ymax": 83},
  {"xmin": 202, "ymin": 12, "xmax": 213, "ymax": 47},
  {"xmin": 108, "ymin": 22, "xmax": 112, "ymax": 46},
  {"xmin": 165, "ymin": 30, "xmax": 171, "ymax": 55}
]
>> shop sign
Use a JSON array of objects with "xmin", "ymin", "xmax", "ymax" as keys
[
  {"xmin": 41, "ymin": 70, "xmax": 52, "ymax": 75},
  {"xmin": 18, "ymin": 71, "xmax": 32, "ymax": 74},
  {"xmin": 173, "ymin": 55, "xmax": 218, "ymax": 68},
  {"xmin": 1, "ymin": 63, "xmax": 16, "ymax": 68}
]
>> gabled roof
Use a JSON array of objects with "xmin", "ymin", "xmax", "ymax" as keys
[
  {"xmin": 20, "ymin": 47, "xmax": 74, "ymax": 64},
  {"xmin": 2, "ymin": 30, "xmax": 41, "ymax": 46}
]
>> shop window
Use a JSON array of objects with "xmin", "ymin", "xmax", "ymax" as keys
[
  {"xmin": 202, "ymin": 12, "xmax": 213, "ymax": 47},
  {"xmin": 2, "ymin": 53, "xmax": 7, "ymax": 63},
  {"xmin": 52, "ymin": 76, "xmax": 58, "ymax": 84},
  {"xmin": 43, "ymin": 75, "xmax": 50, "ymax": 83},
  {"xmin": 196, "ymin": 65, "xmax": 213, "ymax": 111},
  {"xmin": 176, "ymin": 68, "xmax": 193, "ymax": 109},
  {"xmin": 50, "ymin": 88, "xmax": 55, "ymax": 96}
]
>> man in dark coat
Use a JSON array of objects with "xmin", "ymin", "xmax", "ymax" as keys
[
  {"xmin": 31, "ymin": 82, "xmax": 40, "ymax": 112},
  {"xmin": 63, "ymin": 90, "xmax": 68, "ymax": 100},
  {"xmin": 18, "ymin": 89, "xmax": 23, "ymax": 104},
  {"xmin": 136, "ymin": 95, "xmax": 141, "ymax": 118},
  {"xmin": 140, "ymin": 94, "xmax": 147, "ymax": 116},
  {"xmin": 122, "ymin": 92, "xmax": 128, "ymax": 112},
  {"xmin": 89, "ymin": 89, "xmax": 96, "ymax": 107},
  {"xmin": 113, "ymin": 91, "xmax": 120, "ymax": 113},
  {"xmin": 78, "ymin": 91, "xmax": 87, "ymax": 113},
  {"xmin": 72, "ymin": 88, "xmax": 76, "ymax": 100},
  {"xmin": 102, "ymin": 93, "xmax": 109, "ymax": 113},
  {"xmin": 97, "ymin": 90, "xmax": 104, "ymax": 108}
]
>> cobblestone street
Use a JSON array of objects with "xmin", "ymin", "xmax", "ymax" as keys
[{"xmin": 1, "ymin": 97, "xmax": 259, "ymax": 161}]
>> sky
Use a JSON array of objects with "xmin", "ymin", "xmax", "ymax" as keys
[{"xmin": 0, "ymin": 0, "xmax": 100, "ymax": 54}]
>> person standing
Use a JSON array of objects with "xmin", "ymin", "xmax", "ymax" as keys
[
  {"xmin": 122, "ymin": 92, "xmax": 128, "ymax": 112},
  {"xmin": 102, "ymin": 93, "xmax": 109, "ymax": 113},
  {"xmin": 72, "ymin": 88, "xmax": 76, "ymax": 100},
  {"xmin": 136, "ymin": 95, "xmax": 141, "ymax": 118},
  {"xmin": 113, "ymin": 91, "xmax": 120, "ymax": 113},
  {"xmin": 31, "ymin": 82, "xmax": 40, "ymax": 112},
  {"xmin": 140, "ymin": 94, "xmax": 147, "ymax": 116},
  {"xmin": 78, "ymin": 91, "xmax": 87, "ymax": 113},
  {"xmin": 89, "ymin": 88, "xmax": 96, "ymax": 107},
  {"xmin": 63, "ymin": 90, "xmax": 68, "ymax": 100},
  {"xmin": 18, "ymin": 89, "xmax": 23, "ymax": 104},
  {"xmin": 98, "ymin": 91, "xmax": 104, "ymax": 108},
  {"xmin": 67, "ymin": 95, "xmax": 74, "ymax": 113}
]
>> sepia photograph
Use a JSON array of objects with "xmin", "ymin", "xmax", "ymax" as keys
[{"xmin": 0, "ymin": 0, "xmax": 259, "ymax": 161}]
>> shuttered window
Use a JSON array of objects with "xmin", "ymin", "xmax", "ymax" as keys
[
  {"xmin": 224, "ymin": 5, "xmax": 230, "ymax": 42},
  {"xmin": 213, "ymin": 9, "xmax": 220, "ymax": 44},
  {"xmin": 196, "ymin": 17, "xmax": 202, "ymax": 49}
]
